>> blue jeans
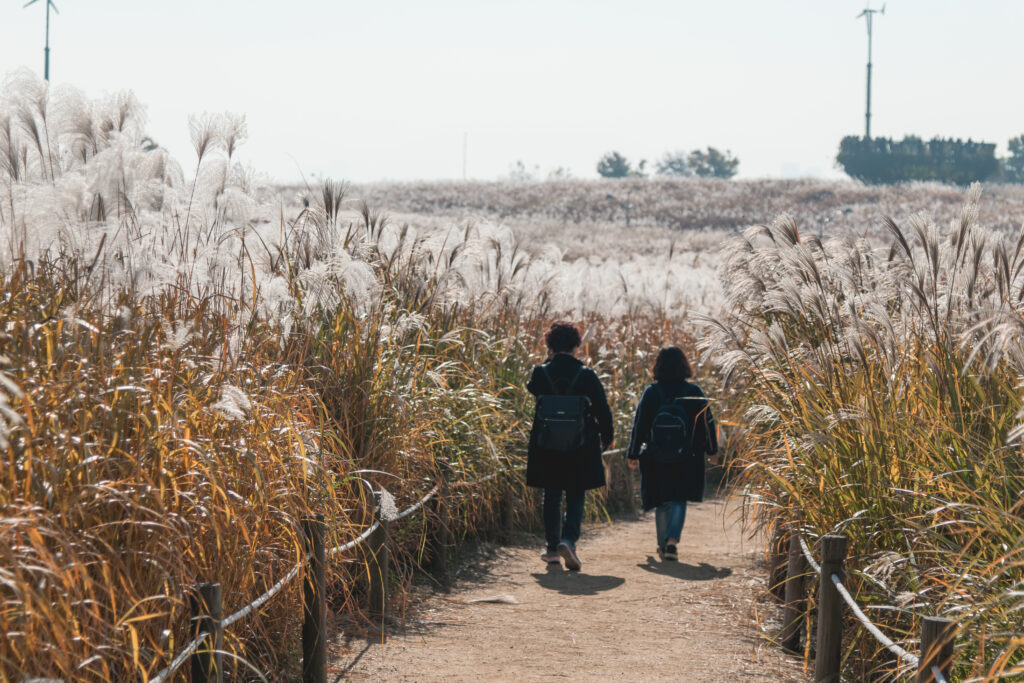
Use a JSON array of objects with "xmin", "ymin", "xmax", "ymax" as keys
[
  {"xmin": 543, "ymin": 488, "xmax": 585, "ymax": 551},
  {"xmin": 655, "ymin": 501, "xmax": 687, "ymax": 547}
]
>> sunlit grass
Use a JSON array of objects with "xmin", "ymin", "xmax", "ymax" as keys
[{"xmin": 706, "ymin": 192, "xmax": 1024, "ymax": 680}]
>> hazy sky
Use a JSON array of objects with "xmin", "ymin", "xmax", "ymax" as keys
[{"xmin": 2, "ymin": 0, "xmax": 1022, "ymax": 182}]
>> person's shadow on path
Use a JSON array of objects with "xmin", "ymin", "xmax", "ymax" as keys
[
  {"xmin": 636, "ymin": 556, "xmax": 732, "ymax": 581},
  {"xmin": 531, "ymin": 563, "xmax": 626, "ymax": 596}
]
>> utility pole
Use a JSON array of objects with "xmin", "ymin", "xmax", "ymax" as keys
[
  {"xmin": 24, "ymin": 0, "xmax": 59, "ymax": 82},
  {"xmin": 857, "ymin": 3, "xmax": 884, "ymax": 139}
]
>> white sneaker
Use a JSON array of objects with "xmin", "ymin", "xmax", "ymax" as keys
[{"xmin": 557, "ymin": 542, "xmax": 581, "ymax": 571}]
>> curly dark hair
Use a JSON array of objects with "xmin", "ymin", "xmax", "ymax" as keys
[
  {"xmin": 544, "ymin": 322, "xmax": 582, "ymax": 353},
  {"xmin": 652, "ymin": 346, "xmax": 693, "ymax": 382}
]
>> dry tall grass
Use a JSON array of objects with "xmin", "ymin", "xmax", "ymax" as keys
[
  {"xmin": 0, "ymin": 71, "xmax": 691, "ymax": 679},
  {"xmin": 706, "ymin": 185, "xmax": 1024, "ymax": 680}
]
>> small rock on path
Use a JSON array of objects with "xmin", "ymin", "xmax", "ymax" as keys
[{"xmin": 331, "ymin": 498, "xmax": 808, "ymax": 682}]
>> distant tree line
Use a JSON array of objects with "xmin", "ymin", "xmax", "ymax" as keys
[
  {"xmin": 836, "ymin": 135, "xmax": 1000, "ymax": 185},
  {"xmin": 1004, "ymin": 135, "xmax": 1024, "ymax": 183},
  {"xmin": 596, "ymin": 148, "xmax": 739, "ymax": 179}
]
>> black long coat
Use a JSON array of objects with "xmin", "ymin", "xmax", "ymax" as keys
[
  {"xmin": 526, "ymin": 354, "xmax": 614, "ymax": 492},
  {"xmin": 626, "ymin": 380, "xmax": 718, "ymax": 509}
]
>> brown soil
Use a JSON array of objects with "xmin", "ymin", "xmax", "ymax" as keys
[{"xmin": 330, "ymin": 498, "xmax": 809, "ymax": 682}]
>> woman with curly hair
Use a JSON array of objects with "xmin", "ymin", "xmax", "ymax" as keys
[
  {"xmin": 626, "ymin": 346, "xmax": 718, "ymax": 561},
  {"xmin": 526, "ymin": 322, "xmax": 614, "ymax": 571}
]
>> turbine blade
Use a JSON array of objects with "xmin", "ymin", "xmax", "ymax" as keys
[
  {"xmin": 49, "ymin": 0, "xmax": 59, "ymax": 12},
  {"xmin": 23, "ymin": 0, "xmax": 41, "ymax": 8}
]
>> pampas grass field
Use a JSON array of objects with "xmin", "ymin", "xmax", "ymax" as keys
[{"xmin": 3, "ymin": 68, "xmax": 1024, "ymax": 680}]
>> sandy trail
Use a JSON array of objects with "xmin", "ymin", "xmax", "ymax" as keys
[{"xmin": 330, "ymin": 498, "xmax": 808, "ymax": 682}]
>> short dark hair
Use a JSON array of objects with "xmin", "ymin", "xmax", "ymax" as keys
[
  {"xmin": 544, "ymin": 322, "xmax": 581, "ymax": 353},
  {"xmin": 652, "ymin": 346, "xmax": 692, "ymax": 382}
]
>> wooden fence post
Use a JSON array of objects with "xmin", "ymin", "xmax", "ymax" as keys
[
  {"xmin": 429, "ymin": 478, "xmax": 451, "ymax": 574},
  {"xmin": 814, "ymin": 535, "xmax": 848, "ymax": 683},
  {"xmin": 190, "ymin": 582, "xmax": 223, "ymax": 683},
  {"xmin": 500, "ymin": 473, "xmax": 514, "ymax": 540},
  {"xmin": 368, "ymin": 512, "xmax": 390, "ymax": 617},
  {"xmin": 302, "ymin": 516, "xmax": 327, "ymax": 683},
  {"xmin": 781, "ymin": 533, "xmax": 807, "ymax": 653},
  {"xmin": 770, "ymin": 527, "xmax": 789, "ymax": 602},
  {"xmin": 918, "ymin": 616, "xmax": 956, "ymax": 683}
]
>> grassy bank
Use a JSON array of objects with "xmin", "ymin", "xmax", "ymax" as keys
[{"xmin": 708, "ymin": 188, "xmax": 1024, "ymax": 680}]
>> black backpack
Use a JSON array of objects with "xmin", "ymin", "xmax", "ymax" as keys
[
  {"xmin": 647, "ymin": 385, "xmax": 694, "ymax": 464},
  {"xmin": 535, "ymin": 365, "xmax": 590, "ymax": 452}
]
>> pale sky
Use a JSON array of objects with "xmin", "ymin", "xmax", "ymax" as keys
[{"xmin": 1, "ymin": 0, "xmax": 1022, "ymax": 182}]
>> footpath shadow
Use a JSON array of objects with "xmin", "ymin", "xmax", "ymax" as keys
[
  {"xmin": 636, "ymin": 556, "xmax": 732, "ymax": 581},
  {"xmin": 531, "ymin": 563, "xmax": 625, "ymax": 596}
]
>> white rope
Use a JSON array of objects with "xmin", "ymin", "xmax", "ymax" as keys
[
  {"xmin": 222, "ymin": 552, "xmax": 311, "ymax": 628},
  {"xmin": 830, "ymin": 574, "xmax": 919, "ymax": 668},
  {"xmin": 328, "ymin": 520, "xmax": 381, "ymax": 556},
  {"xmin": 149, "ymin": 552, "xmax": 312, "ymax": 682},
  {"xmin": 390, "ymin": 484, "xmax": 441, "ymax": 522},
  {"xmin": 148, "ymin": 474, "xmax": 497, "ymax": 681},
  {"xmin": 455, "ymin": 465, "xmax": 523, "ymax": 488},
  {"xmin": 148, "ymin": 632, "xmax": 206, "ymax": 683},
  {"xmin": 798, "ymin": 535, "xmax": 822, "ymax": 575}
]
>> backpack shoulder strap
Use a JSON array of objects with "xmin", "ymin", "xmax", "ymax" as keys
[
  {"xmin": 653, "ymin": 383, "xmax": 674, "ymax": 405},
  {"xmin": 565, "ymin": 366, "xmax": 586, "ymax": 395},
  {"xmin": 538, "ymin": 365, "xmax": 558, "ymax": 394}
]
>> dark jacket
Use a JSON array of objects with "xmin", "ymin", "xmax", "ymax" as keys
[
  {"xmin": 626, "ymin": 380, "xmax": 718, "ymax": 509},
  {"xmin": 526, "ymin": 354, "xmax": 614, "ymax": 491}
]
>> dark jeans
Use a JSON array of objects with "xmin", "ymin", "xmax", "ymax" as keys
[{"xmin": 543, "ymin": 488, "xmax": 585, "ymax": 551}]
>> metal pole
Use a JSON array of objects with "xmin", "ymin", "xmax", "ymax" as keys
[
  {"xmin": 814, "ymin": 535, "xmax": 847, "ymax": 682},
  {"xmin": 190, "ymin": 583, "xmax": 223, "ymax": 683},
  {"xmin": 44, "ymin": 2, "xmax": 51, "ymax": 82},
  {"xmin": 918, "ymin": 617, "xmax": 956, "ymax": 683},
  {"xmin": 302, "ymin": 516, "xmax": 327, "ymax": 683},
  {"xmin": 865, "ymin": 12, "xmax": 872, "ymax": 139}
]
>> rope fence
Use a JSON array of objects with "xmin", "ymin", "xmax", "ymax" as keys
[
  {"xmin": 779, "ymin": 531, "xmax": 955, "ymax": 682},
  {"xmin": 146, "ymin": 471, "xmax": 510, "ymax": 683},
  {"xmin": 147, "ymin": 447, "xmax": 630, "ymax": 682}
]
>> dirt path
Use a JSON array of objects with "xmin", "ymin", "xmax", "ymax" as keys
[{"xmin": 330, "ymin": 498, "xmax": 808, "ymax": 682}]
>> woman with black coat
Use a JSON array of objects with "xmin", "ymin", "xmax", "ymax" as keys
[
  {"xmin": 526, "ymin": 322, "xmax": 614, "ymax": 571},
  {"xmin": 626, "ymin": 346, "xmax": 718, "ymax": 561}
]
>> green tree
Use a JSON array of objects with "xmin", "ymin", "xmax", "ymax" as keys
[
  {"xmin": 687, "ymin": 147, "xmax": 739, "ymax": 178},
  {"xmin": 1005, "ymin": 135, "xmax": 1024, "ymax": 183},
  {"xmin": 596, "ymin": 151, "xmax": 633, "ymax": 178},
  {"xmin": 836, "ymin": 135, "xmax": 999, "ymax": 184},
  {"xmin": 655, "ymin": 150, "xmax": 692, "ymax": 177},
  {"xmin": 507, "ymin": 160, "xmax": 539, "ymax": 181}
]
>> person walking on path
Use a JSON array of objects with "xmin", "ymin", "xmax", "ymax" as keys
[
  {"xmin": 526, "ymin": 322, "xmax": 614, "ymax": 571},
  {"xmin": 626, "ymin": 346, "xmax": 718, "ymax": 561}
]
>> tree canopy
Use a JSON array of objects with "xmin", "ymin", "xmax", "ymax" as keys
[{"xmin": 836, "ymin": 135, "xmax": 999, "ymax": 185}]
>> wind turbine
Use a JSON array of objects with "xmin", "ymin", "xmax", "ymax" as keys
[
  {"xmin": 857, "ymin": 3, "xmax": 885, "ymax": 139},
  {"xmin": 24, "ymin": 0, "xmax": 59, "ymax": 82}
]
